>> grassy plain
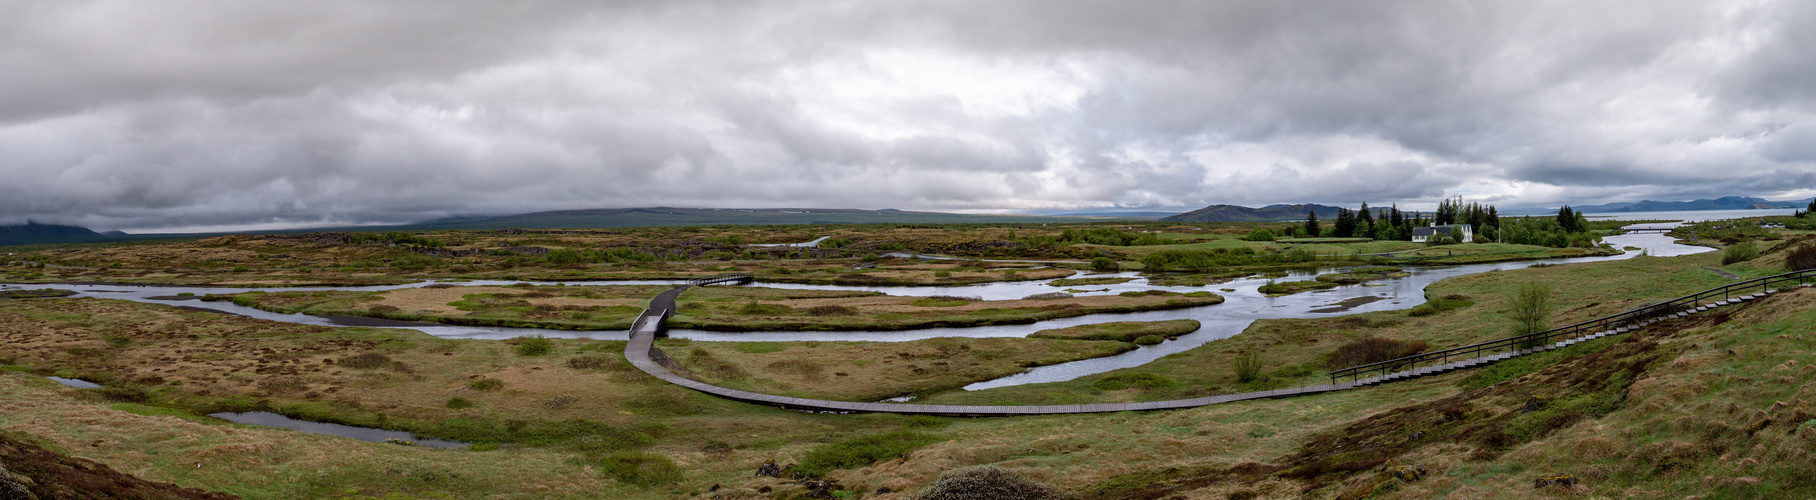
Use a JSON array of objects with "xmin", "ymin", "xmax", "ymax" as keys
[
  {"xmin": 1026, "ymin": 320, "xmax": 1202, "ymax": 342},
  {"xmin": 669, "ymin": 287, "xmax": 1223, "ymax": 331},
  {"xmin": 669, "ymin": 337, "xmax": 1136, "ymax": 402},
  {"xmin": 3, "ymin": 225, "xmax": 1815, "ymax": 498}
]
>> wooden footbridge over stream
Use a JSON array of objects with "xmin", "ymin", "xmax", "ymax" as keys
[{"xmin": 623, "ymin": 270, "xmax": 1816, "ymax": 416}]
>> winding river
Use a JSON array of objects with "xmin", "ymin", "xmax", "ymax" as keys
[{"xmin": 1, "ymin": 233, "xmax": 1710, "ymax": 392}]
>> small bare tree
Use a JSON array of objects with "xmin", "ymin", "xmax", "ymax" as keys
[{"xmin": 1511, "ymin": 281, "xmax": 1554, "ymax": 346}]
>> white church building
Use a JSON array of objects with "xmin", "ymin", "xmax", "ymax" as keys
[{"xmin": 1411, "ymin": 224, "xmax": 1473, "ymax": 243}]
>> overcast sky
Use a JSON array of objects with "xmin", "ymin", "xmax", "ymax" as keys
[{"xmin": 5, "ymin": 0, "xmax": 1816, "ymax": 232}]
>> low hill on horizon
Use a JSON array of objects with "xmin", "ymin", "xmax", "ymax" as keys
[
  {"xmin": 1160, "ymin": 203, "xmax": 1342, "ymax": 222},
  {"xmin": 0, "ymin": 222, "xmax": 120, "ymax": 247}
]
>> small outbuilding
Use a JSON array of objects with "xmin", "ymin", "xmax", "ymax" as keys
[{"xmin": 1412, "ymin": 224, "xmax": 1473, "ymax": 243}]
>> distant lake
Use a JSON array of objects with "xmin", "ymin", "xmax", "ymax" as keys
[{"xmin": 1582, "ymin": 208, "xmax": 1799, "ymax": 222}]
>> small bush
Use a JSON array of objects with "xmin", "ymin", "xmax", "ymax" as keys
[
  {"xmin": 599, "ymin": 451, "xmax": 683, "ymax": 487},
  {"xmin": 918, "ymin": 465, "xmax": 1060, "ymax": 500},
  {"xmin": 446, "ymin": 398, "xmax": 474, "ymax": 409},
  {"xmin": 912, "ymin": 296, "xmax": 977, "ymax": 307},
  {"xmin": 797, "ymin": 431, "xmax": 940, "ymax": 477},
  {"xmin": 567, "ymin": 355, "xmax": 614, "ymax": 370},
  {"xmin": 515, "ymin": 336, "xmax": 554, "ymax": 356},
  {"xmin": 902, "ymin": 415, "xmax": 951, "ymax": 429},
  {"xmin": 934, "ymin": 270, "xmax": 952, "ymax": 277},
  {"xmin": 468, "ymin": 378, "xmax": 504, "ymax": 391},
  {"xmin": 1090, "ymin": 257, "xmax": 1119, "ymax": 271},
  {"xmin": 1722, "ymin": 240, "xmax": 1760, "ymax": 265},
  {"xmin": 1132, "ymin": 335, "xmax": 1163, "ymax": 345},
  {"xmin": 1407, "ymin": 304, "xmax": 1438, "ymax": 317},
  {"xmin": 1091, "ymin": 373, "xmax": 1177, "ymax": 391},
  {"xmin": 1243, "ymin": 228, "xmax": 1276, "ymax": 242},
  {"xmin": 805, "ymin": 305, "xmax": 857, "ymax": 316},
  {"xmin": 338, "ymin": 353, "xmax": 394, "ymax": 369},
  {"xmin": 1233, "ymin": 350, "xmax": 1263, "ymax": 383},
  {"xmin": 1788, "ymin": 245, "xmax": 1816, "ymax": 271},
  {"xmin": 1022, "ymin": 292, "xmax": 1072, "ymax": 300},
  {"xmin": 1510, "ymin": 281, "xmax": 1554, "ymax": 338},
  {"xmin": 1327, "ymin": 336, "xmax": 1431, "ymax": 369},
  {"xmin": 736, "ymin": 302, "xmax": 794, "ymax": 315}
]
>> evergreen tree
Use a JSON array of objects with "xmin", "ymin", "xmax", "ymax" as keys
[
  {"xmin": 1334, "ymin": 208, "xmax": 1355, "ymax": 237},
  {"xmin": 1357, "ymin": 202, "xmax": 1374, "ymax": 237},
  {"xmin": 1557, "ymin": 206, "xmax": 1577, "ymax": 233},
  {"xmin": 1305, "ymin": 209, "xmax": 1320, "ymax": 238}
]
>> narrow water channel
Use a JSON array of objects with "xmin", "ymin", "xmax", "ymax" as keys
[{"xmin": 3, "ymin": 232, "xmax": 1709, "ymax": 392}]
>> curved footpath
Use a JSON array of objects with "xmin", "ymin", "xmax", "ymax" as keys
[{"xmin": 625, "ymin": 277, "xmax": 1805, "ymax": 417}]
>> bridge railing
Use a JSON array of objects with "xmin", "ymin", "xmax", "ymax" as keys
[
  {"xmin": 689, "ymin": 273, "xmax": 754, "ymax": 285},
  {"xmin": 1329, "ymin": 268, "xmax": 1816, "ymax": 384},
  {"xmin": 627, "ymin": 307, "xmax": 672, "ymax": 338}
]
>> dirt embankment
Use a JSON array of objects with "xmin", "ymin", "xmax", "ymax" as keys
[{"xmin": 0, "ymin": 432, "xmax": 238, "ymax": 500}]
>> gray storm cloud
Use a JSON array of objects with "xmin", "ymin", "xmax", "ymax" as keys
[{"xmin": 2, "ymin": 0, "xmax": 1814, "ymax": 231}]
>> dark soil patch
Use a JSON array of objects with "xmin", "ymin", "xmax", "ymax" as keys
[{"xmin": 0, "ymin": 431, "xmax": 239, "ymax": 499}]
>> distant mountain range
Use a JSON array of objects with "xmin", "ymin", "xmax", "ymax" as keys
[
  {"xmin": 0, "ymin": 207, "xmax": 1121, "ymax": 247},
  {"xmin": 1566, "ymin": 196, "xmax": 1814, "ymax": 213},
  {"xmin": 399, "ymin": 207, "xmax": 1102, "ymax": 230},
  {"xmin": 1160, "ymin": 204, "xmax": 1342, "ymax": 223}
]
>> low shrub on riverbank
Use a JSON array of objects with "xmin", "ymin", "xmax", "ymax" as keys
[{"xmin": 797, "ymin": 431, "xmax": 941, "ymax": 477}]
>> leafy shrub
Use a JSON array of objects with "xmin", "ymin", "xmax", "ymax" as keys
[
  {"xmin": 1233, "ymin": 350, "xmax": 1264, "ymax": 383},
  {"xmin": 1090, "ymin": 257, "xmax": 1119, "ymax": 271},
  {"xmin": 1091, "ymin": 373, "xmax": 1177, "ymax": 391},
  {"xmin": 797, "ymin": 431, "xmax": 941, "ymax": 477},
  {"xmin": 515, "ymin": 336, "xmax": 553, "ymax": 356},
  {"xmin": 1721, "ymin": 240, "xmax": 1759, "ymax": 265},
  {"xmin": 918, "ymin": 465, "xmax": 1060, "ymax": 500},
  {"xmin": 599, "ymin": 451, "xmax": 682, "ymax": 487},
  {"xmin": 1243, "ymin": 228, "xmax": 1276, "ymax": 242},
  {"xmin": 446, "ymin": 397, "xmax": 474, "ymax": 409},
  {"xmin": 468, "ymin": 378, "xmax": 504, "ymax": 391},
  {"xmin": 1326, "ymin": 336, "xmax": 1431, "ymax": 369},
  {"xmin": 1788, "ymin": 245, "xmax": 1816, "ymax": 271},
  {"xmin": 338, "ymin": 353, "xmax": 394, "ymax": 369},
  {"xmin": 1132, "ymin": 335, "xmax": 1163, "ymax": 345}
]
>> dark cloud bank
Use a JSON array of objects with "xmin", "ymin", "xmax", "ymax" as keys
[{"xmin": 3, "ymin": 0, "xmax": 1815, "ymax": 231}]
